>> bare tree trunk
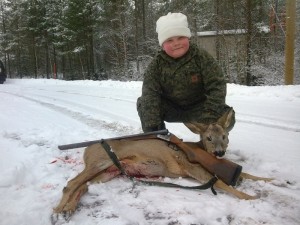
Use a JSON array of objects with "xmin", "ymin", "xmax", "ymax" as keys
[
  {"xmin": 88, "ymin": 6, "xmax": 95, "ymax": 79},
  {"xmin": 142, "ymin": 0, "xmax": 146, "ymax": 42},
  {"xmin": 79, "ymin": 55, "xmax": 85, "ymax": 80},
  {"xmin": 45, "ymin": 38, "xmax": 50, "ymax": 79},
  {"xmin": 214, "ymin": 0, "xmax": 221, "ymax": 61},
  {"xmin": 245, "ymin": 0, "xmax": 252, "ymax": 86},
  {"xmin": 134, "ymin": 0, "xmax": 140, "ymax": 73},
  {"xmin": 284, "ymin": 0, "xmax": 296, "ymax": 85},
  {"xmin": 53, "ymin": 45, "xmax": 57, "ymax": 79},
  {"xmin": 0, "ymin": 2, "xmax": 10, "ymax": 77},
  {"xmin": 31, "ymin": 35, "xmax": 38, "ymax": 79}
]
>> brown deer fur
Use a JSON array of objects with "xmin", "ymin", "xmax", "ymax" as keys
[{"xmin": 53, "ymin": 139, "xmax": 272, "ymax": 216}]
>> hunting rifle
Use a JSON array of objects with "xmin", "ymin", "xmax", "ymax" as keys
[{"xmin": 58, "ymin": 129, "xmax": 242, "ymax": 186}]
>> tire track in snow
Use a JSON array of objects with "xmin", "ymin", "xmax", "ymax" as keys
[
  {"xmin": 237, "ymin": 115, "xmax": 300, "ymax": 132},
  {"xmin": 21, "ymin": 91, "xmax": 138, "ymax": 124},
  {"xmin": 1, "ymin": 91, "xmax": 141, "ymax": 135},
  {"xmin": 8, "ymin": 86, "xmax": 138, "ymax": 125},
  {"xmin": 23, "ymin": 97, "xmax": 300, "ymax": 133},
  {"xmin": 26, "ymin": 87, "xmax": 137, "ymax": 103},
  {"xmin": 2, "ymin": 90, "xmax": 299, "ymax": 132}
]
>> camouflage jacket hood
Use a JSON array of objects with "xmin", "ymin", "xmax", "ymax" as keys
[{"xmin": 140, "ymin": 43, "xmax": 228, "ymax": 128}]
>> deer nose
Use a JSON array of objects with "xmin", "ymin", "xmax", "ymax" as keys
[{"xmin": 213, "ymin": 151, "xmax": 225, "ymax": 157}]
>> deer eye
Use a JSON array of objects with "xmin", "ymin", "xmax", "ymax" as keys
[
  {"xmin": 207, "ymin": 136, "xmax": 212, "ymax": 141},
  {"xmin": 223, "ymin": 135, "xmax": 226, "ymax": 140}
]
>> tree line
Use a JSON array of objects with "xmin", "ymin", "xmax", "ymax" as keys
[{"xmin": 0, "ymin": 0, "xmax": 296, "ymax": 85}]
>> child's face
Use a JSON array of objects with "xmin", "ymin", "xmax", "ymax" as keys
[{"xmin": 162, "ymin": 36, "xmax": 190, "ymax": 59}]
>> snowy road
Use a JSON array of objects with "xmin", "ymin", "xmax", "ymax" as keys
[{"xmin": 0, "ymin": 79, "xmax": 300, "ymax": 225}]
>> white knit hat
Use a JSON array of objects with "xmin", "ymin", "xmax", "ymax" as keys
[{"xmin": 156, "ymin": 12, "xmax": 191, "ymax": 46}]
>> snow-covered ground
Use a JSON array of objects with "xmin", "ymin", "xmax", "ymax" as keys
[{"xmin": 0, "ymin": 79, "xmax": 299, "ymax": 225}]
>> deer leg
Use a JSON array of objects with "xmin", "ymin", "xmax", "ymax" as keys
[
  {"xmin": 53, "ymin": 163, "xmax": 122, "ymax": 214},
  {"xmin": 54, "ymin": 182, "xmax": 89, "ymax": 216},
  {"xmin": 214, "ymin": 180, "xmax": 258, "ymax": 200},
  {"xmin": 56, "ymin": 168, "xmax": 122, "ymax": 214},
  {"xmin": 240, "ymin": 172, "xmax": 274, "ymax": 182},
  {"xmin": 53, "ymin": 165, "xmax": 106, "ymax": 213}
]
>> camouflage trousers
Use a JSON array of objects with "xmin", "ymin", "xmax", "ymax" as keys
[{"xmin": 137, "ymin": 97, "xmax": 235, "ymax": 132}]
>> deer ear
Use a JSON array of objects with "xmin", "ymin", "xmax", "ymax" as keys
[
  {"xmin": 184, "ymin": 122, "xmax": 207, "ymax": 134},
  {"xmin": 218, "ymin": 108, "xmax": 234, "ymax": 131}
]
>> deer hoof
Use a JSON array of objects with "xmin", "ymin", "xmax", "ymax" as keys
[{"xmin": 50, "ymin": 211, "xmax": 72, "ymax": 225}]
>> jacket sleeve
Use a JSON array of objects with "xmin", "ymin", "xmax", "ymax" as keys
[
  {"xmin": 197, "ymin": 49, "xmax": 227, "ymax": 123},
  {"xmin": 140, "ymin": 58, "xmax": 163, "ymax": 129}
]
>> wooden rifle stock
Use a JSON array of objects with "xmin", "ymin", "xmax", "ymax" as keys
[{"xmin": 169, "ymin": 134, "xmax": 242, "ymax": 186}]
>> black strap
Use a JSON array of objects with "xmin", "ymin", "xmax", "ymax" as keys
[
  {"xmin": 100, "ymin": 139, "xmax": 127, "ymax": 175},
  {"xmin": 100, "ymin": 139, "xmax": 218, "ymax": 195}
]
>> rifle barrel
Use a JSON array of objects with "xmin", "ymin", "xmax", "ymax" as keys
[{"xmin": 58, "ymin": 129, "xmax": 169, "ymax": 150}]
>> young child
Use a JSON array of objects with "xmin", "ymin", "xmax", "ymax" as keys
[{"xmin": 137, "ymin": 12, "xmax": 235, "ymax": 133}]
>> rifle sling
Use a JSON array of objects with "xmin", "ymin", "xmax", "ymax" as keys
[{"xmin": 100, "ymin": 139, "xmax": 218, "ymax": 195}]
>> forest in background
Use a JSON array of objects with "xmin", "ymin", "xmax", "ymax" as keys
[{"xmin": 0, "ymin": 0, "xmax": 299, "ymax": 85}]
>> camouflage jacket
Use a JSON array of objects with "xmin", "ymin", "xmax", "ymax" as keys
[{"xmin": 140, "ymin": 43, "xmax": 228, "ymax": 128}]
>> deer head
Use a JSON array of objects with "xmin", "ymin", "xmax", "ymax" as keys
[{"xmin": 184, "ymin": 108, "xmax": 235, "ymax": 158}]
